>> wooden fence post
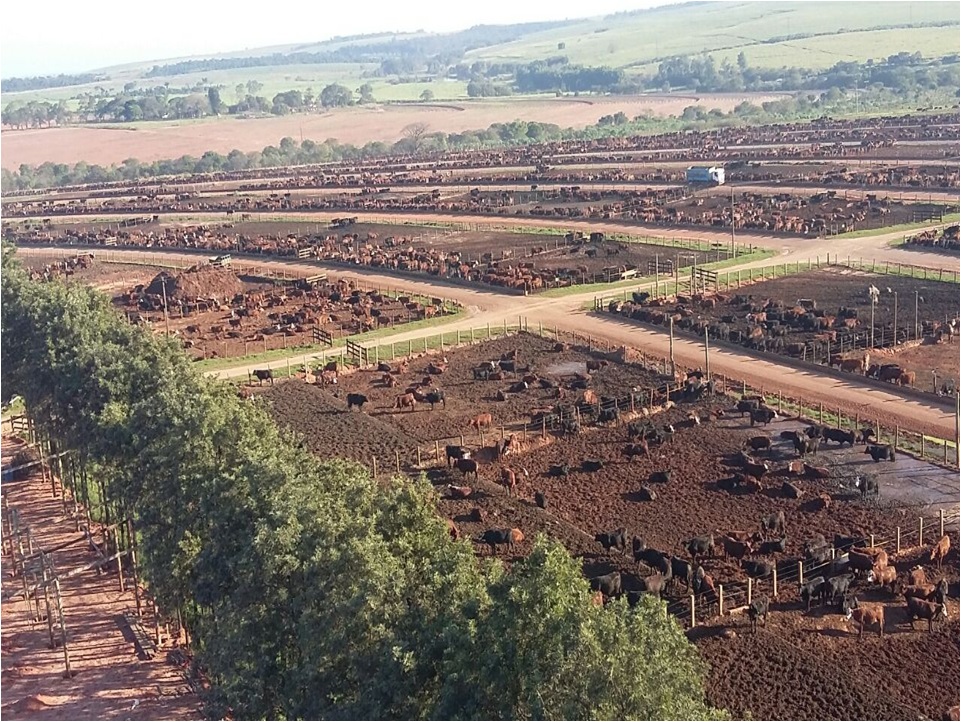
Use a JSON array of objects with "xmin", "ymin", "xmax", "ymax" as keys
[
  {"xmin": 434, "ymin": 440, "xmax": 440, "ymax": 464},
  {"xmin": 778, "ymin": 390, "xmax": 782, "ymax": 414},
  {"xmin": 718, "ymin": 584, "xmax": 724, "ymax": 616},
  {"xmin": 919, "ymin": 517, "xmax": 924, "ymax": 547},
  {"xmin": 689, "ymin": 594, "xmax": 696, "ymax": 628},
  {"xmin": 798, "ymin": 561, "xmax": 803, "ymax": 585},
  {"xmin": 940, "ymin": 509, "xmax": 945, "ymax": 538},
  {"xmin": 772, "ymin": 567, "xmax": 778, "ymax": 598},
  {"xmin": 416, "ymin": 447, "xmax": 422, "ymax": 466},
  {"xmin": 895, "ymin": 426, "xmax": 899, "ymax": 451},
  {"xmin": 747, "ymin": 577, "xmax": 753, "ymax": 605},
  {"xmin": 896, "ymin": 527, "xmax": 901, "ymax": 554},
  {"xmin": 818, "ymin": 402, "xmax": 823, "ymax": 425},
  {"xmin": 870, "ymin": 533, "xmax": 875, "ymax": 548},
  {"xmin": 395, "ymin": 451, "xmax": 401, "ymax": 473},
  {"xmin": 371, "ymin": 457, "xmax": 377, "ymax": 479}
]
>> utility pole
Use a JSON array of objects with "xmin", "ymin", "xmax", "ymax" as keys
[
  {"xmin": 704, "ymin": 326, "xmax": 711, "ymax": 380},
  {"xmin": 893, "ymin": 292, "xmax": 898, "ymax": 345},
  {"xmin": 730, "ymin": 183, "xmax": 736, "ymax": 258},
  {"xmin": 161, "ymin": 276, "xmax": 171, "ymax": 337},
  {"xmin": 914, "ymin": 290, "xmax": 919, "ymax": 340},
  {"xmin": 669, "ymin": 317, "xmax": 676, "ymax": 378}
]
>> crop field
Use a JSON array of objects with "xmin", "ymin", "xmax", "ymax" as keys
[
  {"xmin": 254, "ymin": 330, "xmax": 960, "ymax": 720},
  {"xmin": 0, "ymin": 93, "xmax": 793, "ymax": 170},
  {"xmin": 608, "ymin": 267, "xmax": 961, "ymax": 394}
]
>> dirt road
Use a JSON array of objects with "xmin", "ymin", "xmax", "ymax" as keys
[{"xmin": 16, "ymin": 225, "xmax": 959, "ymax": 440}]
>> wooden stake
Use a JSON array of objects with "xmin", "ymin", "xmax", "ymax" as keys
[
  {"xmin": 772, "ymin": 567, "xmax": 778, "ymax": 598},
  {"xmin": 896, "ymin": 527, "xmax": 901, "ymax": 554},
  {"xmin": 919, "ymin": 517, "xmax": 924, "ymax": 547},
  {"xmin": 689, "ymin": 594, "xmax": 696, "ymax": 628}
]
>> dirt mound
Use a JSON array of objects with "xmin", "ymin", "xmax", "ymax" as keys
[{"xmin": 145, "ymin": 266, "xmax": 243, "ymax": 303}]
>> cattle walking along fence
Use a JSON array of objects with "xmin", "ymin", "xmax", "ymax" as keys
[
  {"xmin": 664, "ymin": 505, "xmax": 960, "ymax": 631},
  {"xmin": 0, "ymin": 422, "xmax": 189, "ymax": 677}
]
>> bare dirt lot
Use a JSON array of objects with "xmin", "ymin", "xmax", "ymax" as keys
[
  {"xmin": 1, "ymin": 94, "xmax": 791, "ymax": 169},
  {"xmin": 611, "ymin": 266, "xmax": 960, "ymax": 391},
  {"xmin": 0, "ymin": 436, "xmax": 201, "ymax": 721},
  {"xmin": 256, "ymin": 332, "xmax": 960, "ymax": 720}
]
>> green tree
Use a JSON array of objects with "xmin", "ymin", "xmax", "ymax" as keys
[
  {"xmin": 245, "ymin": 79, "xmax": 264, "ymax": 96},
  {"xmin": 420, "ymin": 88, "xmax": 435, "ymax": 102},
  {"xmin": 358, "ymin": 82, "xmax": 375, "ymax": 104},
  {"xmin": 234, "ymin": 83, "xmax": 245, "ymax": 102},
  {"xmin": 208, "ymin": 87, "xmax": 224, "ymax": 115},
  {"xmin": 321, "ymin": 83, "xmax": 354, "ymax": 107}
]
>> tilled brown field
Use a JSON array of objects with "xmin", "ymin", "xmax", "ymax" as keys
[
  {"xmin": 330, "ymin": 332, "xmax": 666, "ymax": 442},
  {"xmin": 258, "ymin": 332, "xmax": 960, "ymax": 720}
]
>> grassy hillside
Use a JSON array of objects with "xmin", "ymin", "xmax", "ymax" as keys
[
  {"xmin": 467, "ymin": 2, "xmax": 959, "ymax": 67},
  {"xmin": 2, "ymin": 1, "xmax": 957, "ymax": 109}
]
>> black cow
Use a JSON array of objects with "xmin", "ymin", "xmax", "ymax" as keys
[
  {"xmin": 819, "ymin": 573, "xmax": 854, "ymax": 608},
  {"xmin": 670, "ymin": 556, "xmax": 694, "ymax": 591},
  {"xmin": 741, "ymin": 559, "xmax": 775, "ymax": 579},
  {"xmin": 598, "ymin": 408, "xmax": 618, "ymax": 424},
  {"xmin": 534, "ymin": 491, "xmax": 547, "ymax": 509},
  {"xmin": 806, "ymin": 544, "xmax": 832, "ymax": 567},
  {"xmin": 864, "ymin": 444, "xmax": 895, "ymax": 462},
  {"xmin": 455, "ymin": 458, "xmax": 478, "ymax": 479},
  {"xmin": 589, "ymin": 571, "xmax": 622, "ymax": 598},
  {"xmin": 823, "ymin": 428, "xmax": 856, "ymax": 446},
  {"xmin": 799, "ymin": 576, "xmax": 825, "ymax": 611},
  {"xmin": 253, "ymin": 368, "xmax": 274, "ymax": 385},
  {"xmin": 622, "ymin": 443, "xmax": 649, "ymax": 461},
  {"xmin": 549, "ymin": 463, "xmax": 570, "ymax": 477},
  {"xmin": 479, "ymin": 528, "xmax": 511, "ymax": 555},
  {"xmin": 858, "ymin": 428, "xmax": 877, "ymax": 443},
  {"xmin": 498, "ymin": 359, "xmax": 516, "ymax": 373},
  {"xmin": 637, "ymin": 485, "xmax": 657, "ymax": 502},
  {"xmin": 633, "ymin": 538, "xmax": 671, "ymax": 575},
  {"xmin": 446, "ymin": 445, "xmax": 470, "ymax": 467},
  {"xmin": 781, "ymin": 481, "xmax": 801, "ymax": 499},
  {"xmin": 649, "ymin": 470, "xmax": 671, "ymax": 484},
  {"xmin": 425, "ymin": 390, "xmax": 446, "ymax": 409},
  {"xmin": 804, "ymin": 425, "xmax": 824, "ymax": 439},
  {"xmin": 748, "ymin": 596, "xmax": 770, "ymax": 633},
  {"xmin": 854, "ymin": 475, "xmax": 879, "ymax": 499},
  {"xmin": 685, "ymin": 534, "xmax": 715, "ymax": 563},
  {"xmin": 582, "ymin": 459, "xmax": 604, "ymax": 472},
  {"xmin": 750, "ymin": 407, "xmax": 777, "ymax": 426},
  {"xmin": 736, "ymin": 399, "xmax": 759, "ymax": 417},
  {"xmin": 595, "ymin": 528, "xmax": 627, "ymax": 553},
  {"xmin": 346, "ymin": 393, "xmax": 368, "ymax": 411},
  {"xmin": 833, "ymin": 533, "xmax": 866, "ymax": 551},
  {"xmin": 758, "ymin": 537, "xmax": 787, "ymax": 555}
]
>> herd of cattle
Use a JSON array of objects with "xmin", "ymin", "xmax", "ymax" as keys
[
  {"xmin": 262, "ymin": 333, "xmax": 954, "ymax": 640},
  {"xmin": 904, "ymin": 224, "xmax": 960, "ymax": 253},
  {"xmin": 609, "ymin": 288, "xmax": 958, "ymax": 382}
]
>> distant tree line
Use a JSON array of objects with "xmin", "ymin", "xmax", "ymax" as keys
[
  {"xmin": 1, "ymin": 81, "xmax": 358, "ymax": 128},
  {"xmin": 1, "ymin": 72, "xmax": 105, "ymax": 93},
  {"xmin": 4, "ymin": 82, "xmax": 948, "ymax": 193},
  {"xmin": 652, "ymin": 51, "xmax": 960, "ymax": 94}
]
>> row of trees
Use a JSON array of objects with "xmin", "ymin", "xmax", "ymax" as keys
[
  {"xmin": 3, "ymin": 82, "xmax": 950, "ymax": 193},
  {"xmin": 0, "ymin": 245, "xmax": 724, "ymax": 720},
  {"xmin": 1, "ymin": 72, "xmax": 104, "ymax": 93},
  {"xmin": 652, "ymin": 52, "xmax": 961, "ymax": 94},
  {"xmin": 0, "ymin": 82, "xmax": 360, "ymax": 128}
]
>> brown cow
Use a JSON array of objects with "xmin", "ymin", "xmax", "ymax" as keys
[
  {"xmin": 582, "ymin": 390, "xmax": 598, "ymax": 406},
  {"xmin": 867, "ymin": 563, "xmax": 897, "ymax": 593},
  {"xmin": 499, "ymin": 467, "xmax": 528, "ymax": 497},
  {"xmin": 844, "ymin": 598, "xmax": 884, "ymax": 638},
  {"xmin": 393, "ymin": 393, "xmax": 417, "ymax": 411},
  {"xmin": 445, "ymin": 519, "xmax": 460, "ymax": 541},
  {"xmin": 908, "ymin": 566, "xmax": 928, "ymax": 586},
  {"xmin": 929, "ymin": 534, "xmax": 951, "ymax": 568},
  {"xmin": 470, "ymin": 412, "xmax": 493, "ymax": 429},
  {"xmin": 897, "ymin": 371, "xmax": 916, "ymax": 386}
]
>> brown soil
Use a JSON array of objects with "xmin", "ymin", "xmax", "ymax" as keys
[
  {"xmin": 0, "ymin": 436, "xmax": 201, "ymax": 720},
  {"xmin": 1, "ymin": 94, "xmax": 791, "ymax": 169}
]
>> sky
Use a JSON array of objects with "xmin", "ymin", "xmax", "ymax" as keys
[{"xmin": 1, "ymin": 0, "xmax": 672, "ymax": 78}]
